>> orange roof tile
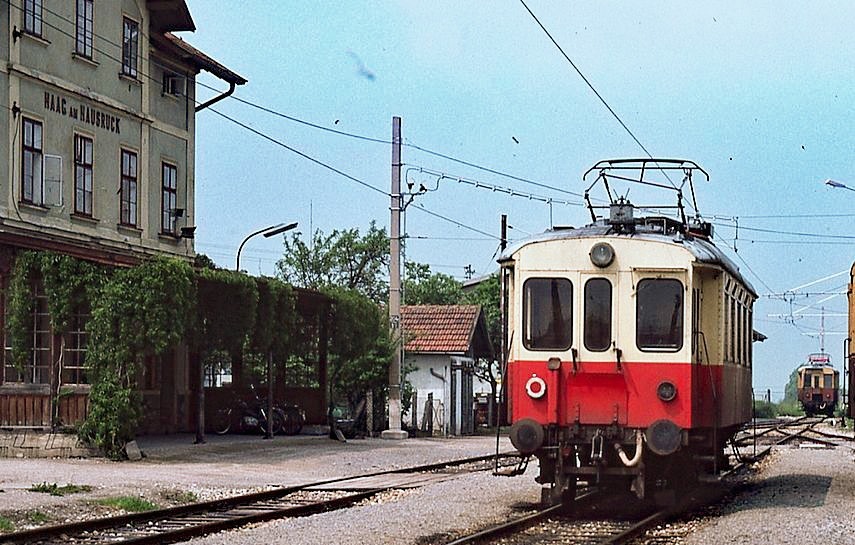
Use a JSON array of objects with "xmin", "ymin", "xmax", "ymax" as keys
[{"xmin": 401, "ymin": 305, "xmax": 482, "ymax": 354}]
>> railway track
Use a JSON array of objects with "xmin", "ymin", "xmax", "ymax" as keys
[
  {"xmin": 734, "ymin": 415, "xmax": 853, "ymax": 454},
  {"xmin": 443, "ymin": 487, "xmax": 676, "ymax": 545},
  {"xmin": 444, "ymin": 422, "xmax": 820, "ymax": 545},
  {"xmin": 1, "ymin": 453, "xmax": 520, "ymax": 545}
]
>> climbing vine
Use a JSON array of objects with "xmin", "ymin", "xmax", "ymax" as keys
[
  {"xmin": 79, "ymin": 256, "xmax": 195, "ymax": 459},
  {"xmin": 6, "ymin": 251, "xmax": 107, "ymax": 370},
  {"xmin": 195, "ymin": 268, "xmax": 258, "ymax": 353}
]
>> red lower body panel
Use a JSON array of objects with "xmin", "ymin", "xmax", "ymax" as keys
[{"xmin": 509, "ymin": 359, "xmax": 751, "ymax": 431}]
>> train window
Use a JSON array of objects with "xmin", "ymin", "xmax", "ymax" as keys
[
  {"xmin": 824, "ymin": 374, "xmax": 833, "ymax": 389},
  {"xmin": 523, "ymin": 278, "xmax": 573, "ymax": 351},
  {"xmin": 636, "ymin": 278, "xmax": 683, "ymax": 351},
  {"xmin": 584, "ymin": 278, "xmax": 612, "ymax": 351}
]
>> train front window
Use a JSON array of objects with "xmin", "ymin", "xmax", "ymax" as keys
[
  {"xmin": 636, "ymin": 278, "xmax": 683, "ymax": 351},
  {"xmin": 584, "ymin": 278, "xmax": 612, "ymax": 351},
  {"xmin": 523, "ymin": 278, "xmax": 573, "ymax": 351},
  {"xmin": 824, "ymin": 374, "xmax": 833, "ymax": 389}
]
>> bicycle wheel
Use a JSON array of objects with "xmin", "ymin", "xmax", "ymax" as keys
[
  {"xmin": 281, "ymin": 406, "xmax": 303, "ymax": 435},
  {"xmin": 263, "ymin": 410, "xmax": 283, "ymax": 436},
  {"xmin": 212, "ymin": 408, "xmax": 232, "ymax": 435}
]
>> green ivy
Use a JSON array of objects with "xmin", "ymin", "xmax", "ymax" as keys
[
  {"xmin": 195, "ymin": 269, "xmax": 258, "ymax": 353},
  {"xmin": 6, "ymin": 251, "xmax": 106, "ymax": 370},
  {"xmin": 79, "ymin": 257, "xmax": 195, "ymax": 458}
]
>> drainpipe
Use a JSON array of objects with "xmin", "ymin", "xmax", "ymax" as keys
[{"xmin": 195, "ymin": 81, "xmax": 236, "ymax": 112}]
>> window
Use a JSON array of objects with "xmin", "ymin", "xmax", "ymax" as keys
[
  {"xmin": 2, "ymin": 282, "xmax": 50, "ymax": 384},
  {"xmin": 523, "ymin": 278, "xmax": 573, "ymax": 351},
  {"xmin": 21, "ymin": 118, "xmax": 43, "ymax": 205},
  {"xmin": 636, "ymin": 278, "xmax": 683, "ymax": 351},
  {"xmin": 120, "ymin": 150, "xmax": 137, "ymax": 226},
  {"xmin": 824, "ymin": 374, "xmax": 833, "ymax": 389},
  {"xmin": 161, "ymin": 163, "xmax": 177, "ymax": 234},
  {"xmin": 24, "ymin": 0, "xmax": 42, "ymax": 36},
  {"xmin": 162, "ymin": 71, "xmax": 184, "ymax": 96},
  {"xmin": 75, "ymin": 0, "xmax": 93, "ymax": 58},
  {"xmin": 62, "ymin": 305, "xmax": 90, "ymax": 384},
  {"xmin": 121, "ymin": 17, "xmax": 138, "ymax": 77},
  {"xmin": 74, "ymin": 134, "xmax": 93, "ymax": 216},
  {"xmin": 584, "ymin": 278, "xmax": 612, "ymax": 351}
]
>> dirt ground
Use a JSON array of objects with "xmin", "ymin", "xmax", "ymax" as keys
[{"xmin": 0, "ymin": 432, "xmax": 517, "ymax": 533}]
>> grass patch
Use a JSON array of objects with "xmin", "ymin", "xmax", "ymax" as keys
[
  {"xmin": 28, "ymin": 482, "xmax": 93, "ymax": 496},
  {"xmin": 0, "ymin": 516, "xmax": 14, "ymax": 533},
  {"xmin": 95, "ymin": 496, "xmax": 158, "ymax": 512},
  {"xmin": 25, "ymin": 511, "xmax": 49, "ymax": 524},
  {"xmin": 161, "ymin": 489, "xmax": 197, "ymax": 504}
]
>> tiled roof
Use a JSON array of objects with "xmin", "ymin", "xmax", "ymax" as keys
[{"xmin": 401, "ymin": 305, "xmax": 481, "ymax": 354}]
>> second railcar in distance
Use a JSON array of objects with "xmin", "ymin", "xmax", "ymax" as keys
[
  {"xmin": 503, "ymin": 159, "xmax": 758, "ymax": 505},
  {"xmin": 797, "ymin": 353, "xmax": 838, "ymax": 417}
]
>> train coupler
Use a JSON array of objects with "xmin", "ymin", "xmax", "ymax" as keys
[{"xmin": 590, "ymin": 429, "xmax": 605, "ymax": 462}]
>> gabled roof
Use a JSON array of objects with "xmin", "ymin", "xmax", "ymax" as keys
[{"xmin": 401, "ymin": 305, "xmax": 492, "ymax": 358}]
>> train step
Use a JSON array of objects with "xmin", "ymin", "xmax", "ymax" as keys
[{"xmin": 697, "ymin": 473, "xmax": 721, "ymax": 484}]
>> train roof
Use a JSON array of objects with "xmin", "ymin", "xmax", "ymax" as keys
[{"xmin": 499, "ymin": 218, "xmax": 757, "ymax": 297}]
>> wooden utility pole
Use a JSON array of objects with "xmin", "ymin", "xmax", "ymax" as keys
[{"xmin": 382, "ymin": 116, "xmax": 407, "ymax": 440}]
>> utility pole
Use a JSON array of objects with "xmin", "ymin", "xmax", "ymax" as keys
[{"xmin": 382, "ymin": 116, "xmax": 407, "ymax": 440}]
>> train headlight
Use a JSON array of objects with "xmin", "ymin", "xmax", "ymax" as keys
[
  {"xmin": 525, "ymin": 375, "xmax": 547, "ymax": 399},
  {"xmin": 590, "ymin": 242, "xmax": 615, "ymax": 268},
  {"xmin": 657, "ymin": 381, "xmax": 677, "ymax": 402}
]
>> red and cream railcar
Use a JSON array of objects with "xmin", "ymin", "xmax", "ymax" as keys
[
  {"xmin": 797, "ymin": 353, "xmax": 838, "ymax": 417},
  {"xmin": 502, "ymin": 213, "xmax": 756, "ymax": 504}
]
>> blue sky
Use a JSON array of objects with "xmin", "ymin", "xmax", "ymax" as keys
[{"xmin": 181, "ymin": 2, "xmax": 855, "ymax": 399}]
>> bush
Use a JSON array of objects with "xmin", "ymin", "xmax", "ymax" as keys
[{"xmin": 753, "ymin": 400, "xmax": 777, "ymax": 419}]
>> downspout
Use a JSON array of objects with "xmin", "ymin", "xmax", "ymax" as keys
[
  {"xmin": 429, "ymin": 368, "xmax": 446, "ymax": 382},
  {"xmin": 195, "ymin": 81, "xmax": 235, "ymax": 112}
]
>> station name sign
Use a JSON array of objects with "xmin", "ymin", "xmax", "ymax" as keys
[{"xmin": 43, "ymin": 91, "xmax": 121, "ymax": 135}]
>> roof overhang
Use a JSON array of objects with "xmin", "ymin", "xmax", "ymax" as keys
[
  {"xmin": 148, "ymin": 0, "xmax": 195, "ymax": 32},
  {"xmin": 153, "ymin": 33, "xmax": 247, "ymax": 85}
]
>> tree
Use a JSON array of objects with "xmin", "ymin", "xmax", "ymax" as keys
[
  {"xmin": 277, "ymin": 222, "xmax": 389, "ymax": 303},
  {"xmin": 461, "ymin": 273, "xmax": 502, "ymax": 424},
  {"xmin": 403, "ymin": 262, "xmax": 462, "ymax": 305}
]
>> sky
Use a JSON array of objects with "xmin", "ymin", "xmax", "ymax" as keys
[{"xmin": 180, "ymin": 1, "xmax": 855, "ymax": 400}]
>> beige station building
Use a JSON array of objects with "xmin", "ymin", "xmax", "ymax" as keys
[{"xmin": 0, "ymin": 0, "xmax": 245, "ymax": 430}]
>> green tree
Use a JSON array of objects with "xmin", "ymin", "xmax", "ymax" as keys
[
  {"xmin": 403, "ymin": 262, "xmax": 462, "ymax": 305},
  {"xmin": 461, "ymin": 273, "xmax": 502, "ymax": 423},
  {"xmin": 277, "ymin": 222, "xmax": 389, "ymax": 303},
  {"xmin": 783, "ymin": 367, "xmax": 800, "ymax": 403}
]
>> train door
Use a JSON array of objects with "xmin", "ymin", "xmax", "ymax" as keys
[{"xmin": 571, "ymin": 273, "xmax": 625, "ymax": 425}]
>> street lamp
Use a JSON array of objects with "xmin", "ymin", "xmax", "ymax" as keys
[
  {"xmin": 825, "ymin": 179, "xmax": 855, "ymax": 193},
  {"xmin": 235, "ymin": 222, "xmax": 298, "ymax": 271}
]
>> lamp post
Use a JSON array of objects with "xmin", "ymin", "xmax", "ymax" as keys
[
  {"xmin": 233, "ymin": 222, "xmax": 297, "ymax": 440},
  {"xmin": 235, "ymin": 222, "xmax": 298, "ymax": 271},
  {"xmin": 825, "ymin": 179, "xmax": 855, "ymax": 193}
]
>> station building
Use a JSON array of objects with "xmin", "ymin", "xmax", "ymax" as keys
[{"xmin": 0, "ymin": 0, "xmax": 246, "ymax": 430}]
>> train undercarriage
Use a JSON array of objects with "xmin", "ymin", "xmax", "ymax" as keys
[{"xmin": 527, "ymin": 423, "xmax": 740, "ymax": 506}]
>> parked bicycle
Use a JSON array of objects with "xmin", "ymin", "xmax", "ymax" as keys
[{"xmin": 211, "ymin": 385, "xmax": 306, "ymax": 436}]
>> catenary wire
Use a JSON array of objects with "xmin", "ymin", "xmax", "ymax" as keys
[{"xmin": 517, "ymin": 0, "xmax": 683, "ymax": 196}]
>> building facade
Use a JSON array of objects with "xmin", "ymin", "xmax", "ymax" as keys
[
  {"xmin": 401, "ymin": 305, "xmax": 493, "ymax": 436},
  {"xmin": 0, "ymin": 0, "xmax": 244, "ymax": 430}
]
